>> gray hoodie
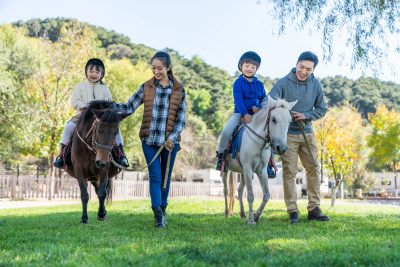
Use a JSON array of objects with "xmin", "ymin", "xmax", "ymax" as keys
[{"xmin": 262, "ymin": 68, "xmax": 327, "ymax": 134}]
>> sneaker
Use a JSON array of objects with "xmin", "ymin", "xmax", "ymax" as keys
[
  {"xmin": 289, "ymin": 211, "xmax": 299, "ymax": 224},
  {"xmin": 307, "ymin": 207, "xmax": 330, "ymax": 221}
]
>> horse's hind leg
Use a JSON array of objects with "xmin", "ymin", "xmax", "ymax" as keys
[
  {"xmin": 237, "ymin": 174, "xmax": 246, "ymax": 219},
  {"xmin": 97, "ymin": 169, "xmax": 108, "ymax": 221},
  {"xmin": 222, "ymin": 171, "xmax": 230, "ymax": 217},
  {"xmin": 243, "ymin": 168, "xmax": 256, "ymax": 225},
  {"xmin": 254, "ymin": 168, "xmax": 271, "ymax": 223}
]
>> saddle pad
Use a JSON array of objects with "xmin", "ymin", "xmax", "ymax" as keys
[{"xmin": 229, "ymin": 126, "xmax": 245, "ymax": 159}]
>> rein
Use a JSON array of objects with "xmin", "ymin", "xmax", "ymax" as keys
[
  {"xmin": 241, "ymin": 106, "xmax": 277, "ymax": 149},
  {"xmin": 76, "ymin": 118, "xmax": 116, "ymax": 153}
]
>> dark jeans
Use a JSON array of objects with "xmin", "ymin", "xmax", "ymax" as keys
[{"xmin": 142, "ymin": 142, "xmax": 180, "ymax": 208}]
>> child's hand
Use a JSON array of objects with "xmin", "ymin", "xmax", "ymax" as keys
[
  {"xmin": 252, "ymin": 107, "xmax": 260, "ymax": 113},
  {"xmin": 244, "ymin": 114, "xmax": 252, "ymax": 123}
]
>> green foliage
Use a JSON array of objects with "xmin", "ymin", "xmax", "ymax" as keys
[
  {"xmin": 367, "ymin": 105, "xmax": 400, "ymax": 168},
  {"xmin": 267, "ymin": 0, "xmax": 400, "ymax": 73},
  {"xmin": 1, "ymin": 199, "xmax": 400, "ymax": 266},
  {"xmin": 321, "ymin": 76, "xmax": 400, "ymax": 117}
]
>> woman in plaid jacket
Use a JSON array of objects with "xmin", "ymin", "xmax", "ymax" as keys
[{"xmin": 115, "ymin": 52, "xmax": 186, "ymax": 228}]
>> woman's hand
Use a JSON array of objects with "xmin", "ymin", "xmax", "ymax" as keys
[
  {"xmin": 252, "ymin": 107, "xmax": 260, "ymax": 113},
  {"xmin": 244, "ymin": 114, "xmax": 252, "ymax": 123},
  {"xmin": 165, "ymin": 139, "xmax": 175, "ymax": 150}
]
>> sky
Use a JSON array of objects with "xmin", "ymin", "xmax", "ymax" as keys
[{"xmin": 0, "ymin": 0, "xmax": 399, "ymax": 84}]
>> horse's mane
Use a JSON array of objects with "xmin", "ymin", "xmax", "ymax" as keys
[
  {"xmin": 252, "ymin": 98, "xmax": 291, "ymax": 126},
  {"xmin": 77, "ymin": 100, "xmax": 120, "ymax": 126}
]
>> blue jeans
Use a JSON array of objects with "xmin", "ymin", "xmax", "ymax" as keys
[{"xmin": 142, "ymin": 142, "xmax": 180, "ymax": 208}]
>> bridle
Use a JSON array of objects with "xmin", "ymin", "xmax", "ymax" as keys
[
  {"xmin": 241, "ymin": 106, "xmax": 277, "ymax": 149},
  {"xmin": 76, "ymin": 117, "xmax": 117, "ymax": 154}
]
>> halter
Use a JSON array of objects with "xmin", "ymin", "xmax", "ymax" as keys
[
  {"xmin": 242, "ymin": 106, "xmax": 277, "ymax": 149},
  {"xmin": 76, "ymin": 118, "xmax": 116, "ymax": 154}
]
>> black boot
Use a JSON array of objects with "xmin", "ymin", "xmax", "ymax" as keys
[
  {"xmin": 289, "ymin": 211, "xmax": 299, "ymax": 224},
  {"xmin": 161, "ymin": 205, "xmax": 167, "ymax": 224},
  {"xmin": 307, "ymin": 207, "xmax": 330, "ymax": 221},
  {"xmin": 53, "ymin": 144, "xmax": 66, "ymax": 169},
  {"xmin": 152, "ymin": 207, "xmax": 166, "ymax": 228},
  {"xmin": 118, "ymin": 144, "xmax": 129, "ymax": 168},
  {"xmin": 216, "ymin": 151, "xmax": 226, "ymax": 171}
]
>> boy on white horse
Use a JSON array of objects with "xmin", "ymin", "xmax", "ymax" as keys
[{"xmin": 216, "ymin": 51, "xmax": 266, "ymax": 170}]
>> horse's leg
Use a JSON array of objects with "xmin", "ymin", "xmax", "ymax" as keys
[
  {"xmin": 91, "ymin": 181, "xmax": 99, "ymax": 195},
  {"xmin": 222, "ymin": 170, "xmax": 230, "ymax": 217},
  {"xmin": 237, "ymin": 174, "xmax": 246, "ymax": 219},
  {"xmin": 97, "ymin": 169, "xmax": 108, "ymax": 221},
  {"xmin": 243, "ymin": 168, "xmax": 256, "ymax": 225},
  {"xmin": 75, "ymin": 169, "xmax": 89, "ymax": 224},
  {"xmin": 254, "ymin": 167, "xmax": 271, "ymax": 223}
]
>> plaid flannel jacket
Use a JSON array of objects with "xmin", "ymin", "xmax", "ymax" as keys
[{"xmin": 115, "ymin": 79, "xmax": 186, "ymax": 146}]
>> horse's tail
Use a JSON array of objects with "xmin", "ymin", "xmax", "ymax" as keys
[
  {"xmin": 106, "ymin": 179, "xmax": 113, "ymax": 204},
  {"xmin": 228, "ymin": 171, "xmax": 236, "ymax": 214}
]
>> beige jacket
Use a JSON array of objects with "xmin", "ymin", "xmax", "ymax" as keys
[{"xmin": 70, "ymin": 80, "xmax": 112, "ymax": 116}]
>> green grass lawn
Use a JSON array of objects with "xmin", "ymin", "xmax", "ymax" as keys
[{"xmin": 1, "ymin": 199, "xmax": 399, "ymax": 266}]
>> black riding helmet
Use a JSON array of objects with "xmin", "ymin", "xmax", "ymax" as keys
[
  {"xmin": 238, "ymin": 51, "xmax": 261, "ymax": 71},
  {"xmin": 85, "ymin": 58, "xmax": 105, "ymax": 82}
]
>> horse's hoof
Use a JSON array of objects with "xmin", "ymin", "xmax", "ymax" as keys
[
  {"xmin": 248, "ymin": 221, "xmax": 256, "ymax": 225},
  {"xmin": 225, "ymin": 211, "xmax": 230, "ymax": 217},
  {"xmin": 254, "ymin": 213, "xmax": 260, "ymax": 222},
  {"xmin": 80, "ymin": 220, "xmax": 88, "ymax": 224},
  {"xmin": 240, "ymin": 213, "xmax": 247, "ymax": 219},
  {"xmin": 97, "ymin": 211, "xmax": 107, "ymax": 221}
]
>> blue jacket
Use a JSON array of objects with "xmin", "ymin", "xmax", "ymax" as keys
[{"xmin": 233, "ymin": 75, "xmax": 266, "ymax": 116}]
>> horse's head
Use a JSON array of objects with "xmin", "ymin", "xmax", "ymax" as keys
[
  {"xmin": 266, "ymin": 95, "xmax": 297, "ymax": 155},
  {"xmin": 80, "ymin": 100, "xmax": 128, "ymax": 169}
]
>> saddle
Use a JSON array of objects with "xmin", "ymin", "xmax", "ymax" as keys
[
  {"xmin": 61, "ymin": 131, "xmax": 122, "ymax": 171},
  {"xmin": 220, "ymin": 122, "xmax": 278, "ymax": 178}
]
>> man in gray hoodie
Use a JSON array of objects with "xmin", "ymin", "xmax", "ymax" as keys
[{"xmin": 263, "ymin": 51, "xmax": 329, "ymax": 223}]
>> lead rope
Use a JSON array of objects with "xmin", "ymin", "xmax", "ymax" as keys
[
  {"xmin": 110, "ymin": 140, "xmax": 173, "ymax": 190},
  {"xmin": 296, "ymin": 120, "xmax": 318, "ymax": 167}
]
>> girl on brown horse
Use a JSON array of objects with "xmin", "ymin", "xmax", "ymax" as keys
[
  {"xmin": 115, "ymin": 52, "xmax": 186, "ymax": 228},
  {"xmin": 54, "ymin": 58, "xmax": 129, "ymax": 169}
]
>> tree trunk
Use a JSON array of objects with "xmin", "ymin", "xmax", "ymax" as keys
[
  {"xmin": 320, "ymin": 148, "xmax": 324, "ymax": 183},
  {"xmin": 331, "ymin": 186, "xmax": 337, "ymax": 207},
  {"xmin": 394, "ymin": 160, "xmax": 398, "ymax": 197}
]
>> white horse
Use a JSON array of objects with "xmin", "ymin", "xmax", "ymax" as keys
[{"xmin": 223, "ymin": 96, "xmax": 297, "ymax": 225}]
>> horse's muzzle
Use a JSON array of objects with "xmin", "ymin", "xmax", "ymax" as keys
[
  {"xmin": 274, "ymin": 144, "xmax": 288, "ymax": 155},
  {"xmin": 95, "ymin": 160, "xmax": 110, "ymax": 169}
]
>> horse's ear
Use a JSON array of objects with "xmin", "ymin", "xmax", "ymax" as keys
[
  {"xmin": 91, "ymin": 109, "xmax": 102, "ymax": 119},
  {"xmin": 268, "ymin": 95, "xmax": 276, "ymax": 107},
  {"xmin": 288, "ymin": 100, "xmax": 298, "ymax": 110},
  {"xmin": 118, "ymin": 112, "xmax": 131, "ymax": 122}
]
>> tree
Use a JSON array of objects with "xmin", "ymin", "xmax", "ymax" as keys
[
  {"xmin": 315, "ymin": 104, "xmax": 364, "ymax": 206},
  {"xmin": 266, "ymin": 0, "xmax": 400, "ymax": 74},
  {"xmin": 23, "ymin": 21, "xmax": 99, "ymax": 175},
  {"xmin": 0, "ymin": 24, "xmax": 36, "ymax": 163},
  {"xmin": 367, "ymin": 105, "xmax": 400, "ymax": 196}
]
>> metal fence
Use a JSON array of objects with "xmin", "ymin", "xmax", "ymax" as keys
[{"xmin": 0, "ymin": 175, "xmax": 294, "ymax": 200}]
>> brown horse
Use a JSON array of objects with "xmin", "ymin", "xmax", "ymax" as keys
[{"xmin": 65, "ymin": 100, "xmax": 127, "ymax": 224}]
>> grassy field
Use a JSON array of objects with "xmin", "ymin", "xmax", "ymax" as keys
[{"xmin": 1, "ymin": 199, "xmax": 399, "ymax": 266}]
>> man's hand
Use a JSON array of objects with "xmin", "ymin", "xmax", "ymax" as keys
[
  {"xmin": 244, "ymin": 114, "xmax": 252, "ymax": 123},
  {"xmin": 291, "ymin": 111, "xmax": 306, "ymax": 121},
  {"xmin": 252, "ymin": 107, "xmax": 260, "ymax": 113}
]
